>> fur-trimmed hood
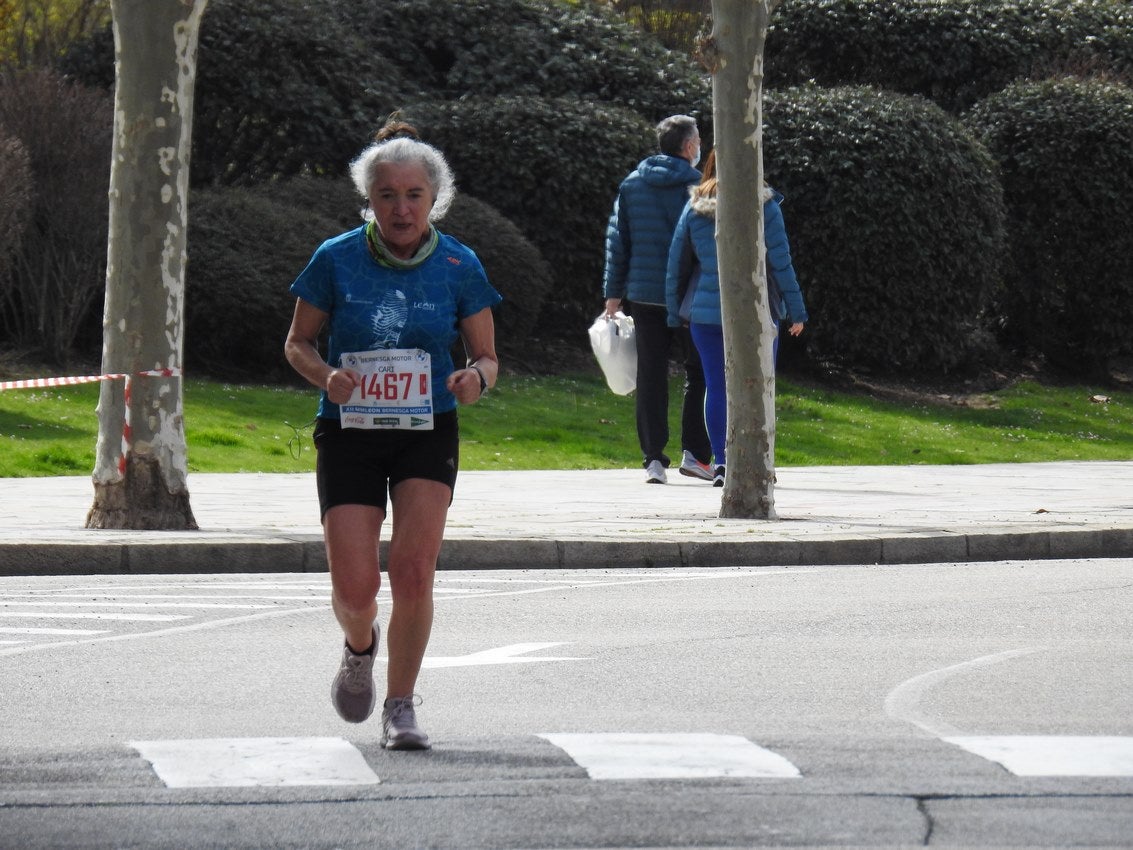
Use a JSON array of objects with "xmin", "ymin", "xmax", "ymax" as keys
[{"xmin": 688, "ymin": 184, "xmax": 776, "ymax": 218}]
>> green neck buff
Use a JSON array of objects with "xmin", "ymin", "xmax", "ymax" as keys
[{"xmin": 365, "ymin": 220, "xmax": 439, "ymax": 269}]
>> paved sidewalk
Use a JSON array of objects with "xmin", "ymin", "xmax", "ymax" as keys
[{"xmin": 1, "ymin": 461, "xmax": 1131, "ymax": 575}]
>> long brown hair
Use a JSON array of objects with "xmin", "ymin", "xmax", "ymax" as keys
[{"xmin": 691, "ymin": 148, "xmax": 717, "ymax": 201}]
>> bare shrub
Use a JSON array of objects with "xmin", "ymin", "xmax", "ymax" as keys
[
  {"xmin": 0, "ymin": 68, "xmax": 111, "ymax": 365},
  {"xmin": 0, "ymin": 131, "xmax": 32, "ymax": 300}
]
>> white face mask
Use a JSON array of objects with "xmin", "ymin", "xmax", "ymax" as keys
[{"xmin": 690, "ymin": 145, "xmax": 701, "ymax": 167}]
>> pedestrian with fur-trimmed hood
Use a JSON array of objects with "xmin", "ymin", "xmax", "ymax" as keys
[{"xmin": 664, "ymin": 147, "xmax": 808, "ymax": 486}]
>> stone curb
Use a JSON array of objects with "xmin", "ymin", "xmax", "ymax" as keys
[{"xmin": 4, "ymin": 527, "xmax": 1132, "ymax": 577}]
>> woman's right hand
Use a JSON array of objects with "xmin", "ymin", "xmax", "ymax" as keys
[{"xmin": 326, "ymin": 368, "xmax": 360, "ymax": 405}]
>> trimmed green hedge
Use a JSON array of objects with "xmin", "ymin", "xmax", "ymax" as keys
[
  {"xmin": 763, "ymin": 85, "xmax": 1007, "ymax": 375},
  {"xmin": 767, "ymin": 0, "xmax": 1133, "ymax": 112},
  {"xmin": 965, "ymin": 78, "xmax": 1133, "ymax": 375}
]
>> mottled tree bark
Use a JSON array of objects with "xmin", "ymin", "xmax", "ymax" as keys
[
  {"xmin": 87, "ymin": 0, "xmax": 207, "ymax": 530},
  {"xmin": 710, "ymin": 0, "xmax": 777, "ymax": 519}
]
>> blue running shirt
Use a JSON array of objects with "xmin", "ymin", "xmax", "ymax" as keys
[{"xmin": 290, "ymin": 225, "xmax": 502, "ymax": 419}]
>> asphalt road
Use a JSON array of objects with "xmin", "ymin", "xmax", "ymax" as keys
[{"xmin": 1, "ymin": 559, "xmax": 1131, "ymax": 848}]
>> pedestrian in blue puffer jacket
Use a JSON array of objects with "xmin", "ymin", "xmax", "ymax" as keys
[
  {"xmin": 664, "ymin": 148, "xmax": 808, "ymax": 486},
  {"xmin": 603, "ymin": 114, "xmax": 714, "ymax": 485}
]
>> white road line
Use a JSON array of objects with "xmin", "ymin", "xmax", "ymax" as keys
[
  {"xmin": 20, "ymin": 582, "xmax": 330, "ymax": 594},
  {"xmin": 130, "ymin": 738, "xmax": 380, "ymax": 788},
  {"xmin": 0, "ymin": 605, "xmax": 328, "ymax": 657},
  {"xmin": 0, "ymin": 611, "xmax": 190, "ymax": 622},
  {"xmin": 539, "ymin": 733, "xmax": 801, "ymax": 780},
  {"xmin": 944, "ymin": 736, "xmax": 1133, "ymax": 777},
  {"xmin": 428, "ymin": 569, "xmax": 813, "ymax": 604},
  {"xmin": 0, "ymin": 594, "xmax": 323, "ymax": 602},
  {"xmin": 884, "ymin": 648, "xmax": 1045, "ymax": 738},
  {"xmin": 0, "ymin": 627, "xmax": 110, "ymax": 635},
  {"xmin": 0, "ymin": 601, "xmax": 274, "ymax": 610},
  {"xmin": 419, "ymin": 642, "xmax": 581, "ymax": 668}
]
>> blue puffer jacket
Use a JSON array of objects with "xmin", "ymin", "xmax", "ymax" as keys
[
  {"xmin": 665, "ymin": 187, "xmax": 808, "ymax": 327},
  {"xmin": 603, "ymin": 155, "xmax": 702, "ymax": 306}
]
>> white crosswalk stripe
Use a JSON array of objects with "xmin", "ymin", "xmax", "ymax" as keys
[
  {"xmin": 538, "ymin": 733, "xmax": 802, "ymax": 780},
  {"xmin": 130, "ymin": 738, "xmax": 381, "ymax": 788},
  {"xmin": 946, "ymin": 736, "xmax": 1133, "ymax": 777}
]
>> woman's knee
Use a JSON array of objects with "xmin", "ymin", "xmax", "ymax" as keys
[
  {"xmin": 330, "ymin": 568, "xmax": 381, "ymax": 613},
  {"xmin": 388, "ymin": 557, "xmax": 436, "ymax": 605}
]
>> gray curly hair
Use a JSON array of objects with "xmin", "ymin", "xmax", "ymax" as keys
[{"xmin": 349, "ymin": 137, "xmax": 456, "ymax": 222}]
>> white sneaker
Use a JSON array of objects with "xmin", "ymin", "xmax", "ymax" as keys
[
  {"xmin": 678, "ymin": 450, "xmax": 714, "ymax": 482},
  {"xmin": 645, "ymin": 459, "xmax": 667, "ymax": 484}
]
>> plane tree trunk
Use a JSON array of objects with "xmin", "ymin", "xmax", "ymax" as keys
[
  {"xmin": 86, "ymin": 0, "xmax": 207, "ymax": 530},
  {"xmin": 708, "ymin": 0, "xmax": 778, "ymax": 519}
]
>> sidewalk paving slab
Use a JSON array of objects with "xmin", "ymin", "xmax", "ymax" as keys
[{"xmin": 0, "ymin": 462, "xmax": 1131, "ymax": 575}]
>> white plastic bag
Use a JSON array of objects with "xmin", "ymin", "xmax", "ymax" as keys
[{"xmin": 588, "ymin": 311, "xmax": 637, "ymax": 395}]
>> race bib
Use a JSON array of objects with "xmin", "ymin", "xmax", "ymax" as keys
[{"xmin": 338, "ymin": 348, "xmax": 433, "ymax": 430}]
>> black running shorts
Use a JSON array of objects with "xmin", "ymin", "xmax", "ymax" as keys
[{"xmin": 313, "ymin": 411, "xmax": 459, "ymax": 518}]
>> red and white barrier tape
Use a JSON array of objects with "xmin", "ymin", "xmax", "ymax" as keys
[
  {"xmin": 0, "ymin": 368, "xmax": 182, "ymax": 476},
  {"xmin": 0, "ymin": 368, "xmax": 179, "ymax": 392}
]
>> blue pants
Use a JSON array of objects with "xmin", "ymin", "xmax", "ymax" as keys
[{"xmin": 690, "ymin": 322, "xmax": 778, "ymax": 468}]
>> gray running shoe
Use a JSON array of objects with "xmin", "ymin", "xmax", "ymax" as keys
[
  {"xmin": 331, "ymin": 628, "xmax": 377, "ymax": 723},
  {"xmin": 382, "ymin": 695, "xmax": 431, "ymax": 750},
  {"xmin": 645, "ymin": 459, "xmax": 667, "ymax": 484},
  {"xmin": 678, "ymin": 450, "xmax": 714, "ymax": 482}
]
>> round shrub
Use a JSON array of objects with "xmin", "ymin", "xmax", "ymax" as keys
[
  {"xmin": 404, "ymin": 96, "xmax": 658, "ymax": 336},
  {"xmin": 185, "ymin": 183, "xmax": 344, "ymax": 382},
  {"xmin": 766, "ymin": 0, "xmax": 1133, "ymax": 113},
  {"xmin": 763, "ymin": 85, "xmax": 1007, "ymax": 375},
  {"xmin": 964, "ymin": 78, "xmax": 1133, "ymax": 376}
]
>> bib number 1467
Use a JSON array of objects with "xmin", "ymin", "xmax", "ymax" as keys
[
  {"xmin": 339, "ymin": 347, "xmax": 434, "ymax": 430},
  {"xmin": 359, "ymin": 371, "xmax": 428, "ymax": 401}
]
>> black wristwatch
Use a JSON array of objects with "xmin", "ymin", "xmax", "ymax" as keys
[{"xmin": 469, "ymin": 363, "xmax": 487, "ymax": 396}]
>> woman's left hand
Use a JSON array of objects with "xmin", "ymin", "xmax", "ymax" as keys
[
  {"xmin": 447, "ymin": 367, "xmax": 485, "ymax": 404},
  {"xmin": 788, "ymin": 322, "xmax": 805, "ymax": 337}
]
